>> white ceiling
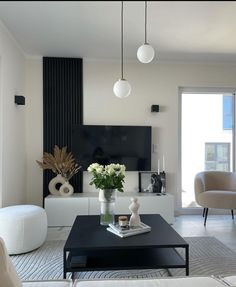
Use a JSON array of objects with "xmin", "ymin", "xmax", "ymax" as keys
[{"xmin": 0, "ymin": 1, "xmax": 236, "ymax": 62}]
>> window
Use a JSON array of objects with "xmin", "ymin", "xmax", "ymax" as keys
[
  {"xmin": 181, "ymin": 90, "xmax": 235, "ymax": 209},
  {"xmin": 223, "ymin": 95, "xmax": 233, "ymax": 130},
  {"xmin": 205, "ymin": 142, "xmax": 230, "ymax": 171}
]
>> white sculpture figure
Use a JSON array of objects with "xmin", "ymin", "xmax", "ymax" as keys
[{"xmin": 129, "ymin": 197, "xmax": 141, "ymax": 227}]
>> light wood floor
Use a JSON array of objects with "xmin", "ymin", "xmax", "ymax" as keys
[
  {"xmin": 172, "ymin": 214, "xmax": 236, "ymax": 251},
  {"xmin": 47, "ymin": 214, "xmax": 236, "ymax": 251}
]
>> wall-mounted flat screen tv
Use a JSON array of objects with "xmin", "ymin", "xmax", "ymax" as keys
[{"xmin": 71, "ymin": 125, "xmax": 152, "ymax": 171}]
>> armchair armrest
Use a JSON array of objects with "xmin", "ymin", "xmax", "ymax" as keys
[{"xmin": 194, "ymin": 173, "xmax": 205, "ymax": 195}]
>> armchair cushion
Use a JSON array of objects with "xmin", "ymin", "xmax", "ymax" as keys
[
  {"xmin": 199, "ymin": 190, "xmax": 236, "ymax": 209},
  {"xmin": 74, "ymin": 277, "xmax": 225, "ymax": 287},
  {"xmin": 22, "ymin": 281, "xmax": 72, "ymax": 287}
]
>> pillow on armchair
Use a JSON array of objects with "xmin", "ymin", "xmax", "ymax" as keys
[{"xmin": 0, "ymin": 237, "xmax": 22, "ymax": 287}]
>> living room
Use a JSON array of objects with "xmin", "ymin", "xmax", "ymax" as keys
[{"xmin": 1, "ymin": 1, "xmax": 236, "ymax": 286}]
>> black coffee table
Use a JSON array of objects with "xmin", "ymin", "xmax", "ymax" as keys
[{"xmin": 63, "ymin": 214, "xmax": 189, "ymax": 278}]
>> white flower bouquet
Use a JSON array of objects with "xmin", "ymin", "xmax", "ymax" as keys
[{"xmin": 87, "ymin": 163, "xmax": 126, "ymax": 192}]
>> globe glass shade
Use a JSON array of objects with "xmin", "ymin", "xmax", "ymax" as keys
[
  {"xmin": 113, "ymin": 79, "xmax": 131, "ymax": 98},
  {"xmin": 137, "ymin": 43, "xmax": 155, "ymax": 63}
]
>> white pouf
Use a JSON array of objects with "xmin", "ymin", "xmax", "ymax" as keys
[{"xmin": 0, "ymin": 205, "xmax": 47, "ymax": 255}]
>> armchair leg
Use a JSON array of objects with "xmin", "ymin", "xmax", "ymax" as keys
[
  {"xmin": 231, "ymin": 210, "xmax": 234, "ymax": 220},
  {"xmin": 204, "ymin": 208, "xmax": 208, "ymax": 226},
  {"xmin": 202, "ymin": 208, "xmax": 206, "ymax": 217}
]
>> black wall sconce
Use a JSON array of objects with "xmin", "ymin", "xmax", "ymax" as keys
[
  {"xmin": 15, "ymin": 95, "xmax": 25, "ymax": 105},
  {"xmin": 151, "ymin": 105, "xmax": 159, "ymax": 112}
]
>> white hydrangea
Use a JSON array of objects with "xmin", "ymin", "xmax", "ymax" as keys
[
  {"xmin": 120, "ymin": 164, "xmax": 126, "ymax": 175},
  {"xmin": 96, "ymin": 166, "xmax": 104, "ymax": 174},
  {"xmin": 87, "ymin": 163, "xmax": 101, "ymax": 172},
  {"xmin": 105, "ymin": 165, "xmax": 115, "ymax": 175},
  {"xmin": 87, "ymin": 162, "xmax": 126, "ymax": 192}
]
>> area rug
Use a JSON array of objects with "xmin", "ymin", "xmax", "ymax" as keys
[{"xmin": 11, "ymin": 237, "xmax": 236, "ymax": 280}]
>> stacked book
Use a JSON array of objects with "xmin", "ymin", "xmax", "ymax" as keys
[{"xmin": 107, "ymin": 222, "xmax": 151, "ymax": 238}]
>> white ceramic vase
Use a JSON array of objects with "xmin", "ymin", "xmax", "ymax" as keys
[
  {"xmin": 59, "ymin": 181, "xmax": 74, "ymax": 197},
  {"xmin": 48, "ymin": 174, "xmax": 66, "ymax": 196}
]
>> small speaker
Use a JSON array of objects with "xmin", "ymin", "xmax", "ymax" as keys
[
  {"xmin": 151, "ymin": 105, "xmax": 159, "ymax": 112},
  {"xmin": 15, "ymin": 95, "xmax": 25, "ymax": 105}
]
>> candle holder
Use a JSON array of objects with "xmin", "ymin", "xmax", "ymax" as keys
[{"xmin": 160, "ymin": 171, "xmax": 166, "ymax": 194}]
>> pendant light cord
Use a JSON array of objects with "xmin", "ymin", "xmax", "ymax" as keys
[
  {"xmin": 121, "ymin": 1, "xmax": 124, "ymax": 79},
  {"xmin": 145, "ymin": 1, "xmax": 147, "ymax": 44}
]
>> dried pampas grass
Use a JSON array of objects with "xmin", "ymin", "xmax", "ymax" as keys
[{"xmin": 36, "ymin": 145, "xmax": 81, "ymax": 180}]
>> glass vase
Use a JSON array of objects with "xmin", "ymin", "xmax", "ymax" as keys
[{"xmin": 99, "ymin": 189, "xmax": 116, "ymax": 225}]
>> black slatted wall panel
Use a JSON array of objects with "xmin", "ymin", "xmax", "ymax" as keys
[{"xmin": 43, "ymin": 57, "xmax": 83, "ymax": 200}]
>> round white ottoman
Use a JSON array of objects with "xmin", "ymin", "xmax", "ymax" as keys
[{"xmin": 0, "ymin": 205, "xmax": 47, "ymax": 255}]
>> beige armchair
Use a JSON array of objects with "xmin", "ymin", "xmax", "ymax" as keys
[{"xmin": 194, "ymin": 171, "xmax": 236, "ymax": 225}]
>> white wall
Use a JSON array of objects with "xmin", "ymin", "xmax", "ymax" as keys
[
  {"xmin": 0, "ymin": 20, "xmax": 26, "ymax": 207},
  {"xmin": 25, "ymin": 58, "xmax": 236, "ymax": 211},
  {"xmin": 25, "ymin": 58, "xmax": 43, "ymax": 206}
]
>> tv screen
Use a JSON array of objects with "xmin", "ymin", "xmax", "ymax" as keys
[{"xmin": 71, "ymin": 125, "xmax": 152, "ymax": 171}]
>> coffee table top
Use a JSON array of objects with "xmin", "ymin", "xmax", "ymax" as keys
[{"xmin": 64, "ymin": 214, "xmax": 188, "ymax": 251}]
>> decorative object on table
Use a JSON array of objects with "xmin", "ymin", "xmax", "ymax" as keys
[
  {"xmin": 139, "ymin": 171, "xmax": 162, "ymax": 193},
  {"xmin": 87, "ymin": 163, "xmax": 126, "ymax": 225},
  {"xmin": 129, "ymin": 197, "xmax": 141, "ymax": 227},
  {"xmin": 118, "ymin": 215, "xmax": 129, "ymax": 228},
  {"xmin": 107, "ymin": 222, "xmax": 151, "ymax": 238},
  {"xmin": 37, "ymin": 145, "xmax": 81, "ymax": 196}
]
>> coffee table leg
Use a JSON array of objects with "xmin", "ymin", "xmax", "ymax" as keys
[
  {"xmin": 186, "ymin": 246, "xmax": 189, "ymax": 276},
  {"xmin": 63, "ymin": 249, "xmax": 67, "ymax": 279}
]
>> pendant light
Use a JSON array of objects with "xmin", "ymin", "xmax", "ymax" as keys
[
  {"xmin": 137, "ymin": 1, "xmax": 155, "ymax": 63},
  {"xmin": 113, "ymin": 1, "xmax": 131, "ymax": 98}
]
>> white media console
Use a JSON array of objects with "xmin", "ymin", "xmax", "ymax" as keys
[{"xmin": 45, "ymin": 192, "xmax": 174, "ymax": 226}]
